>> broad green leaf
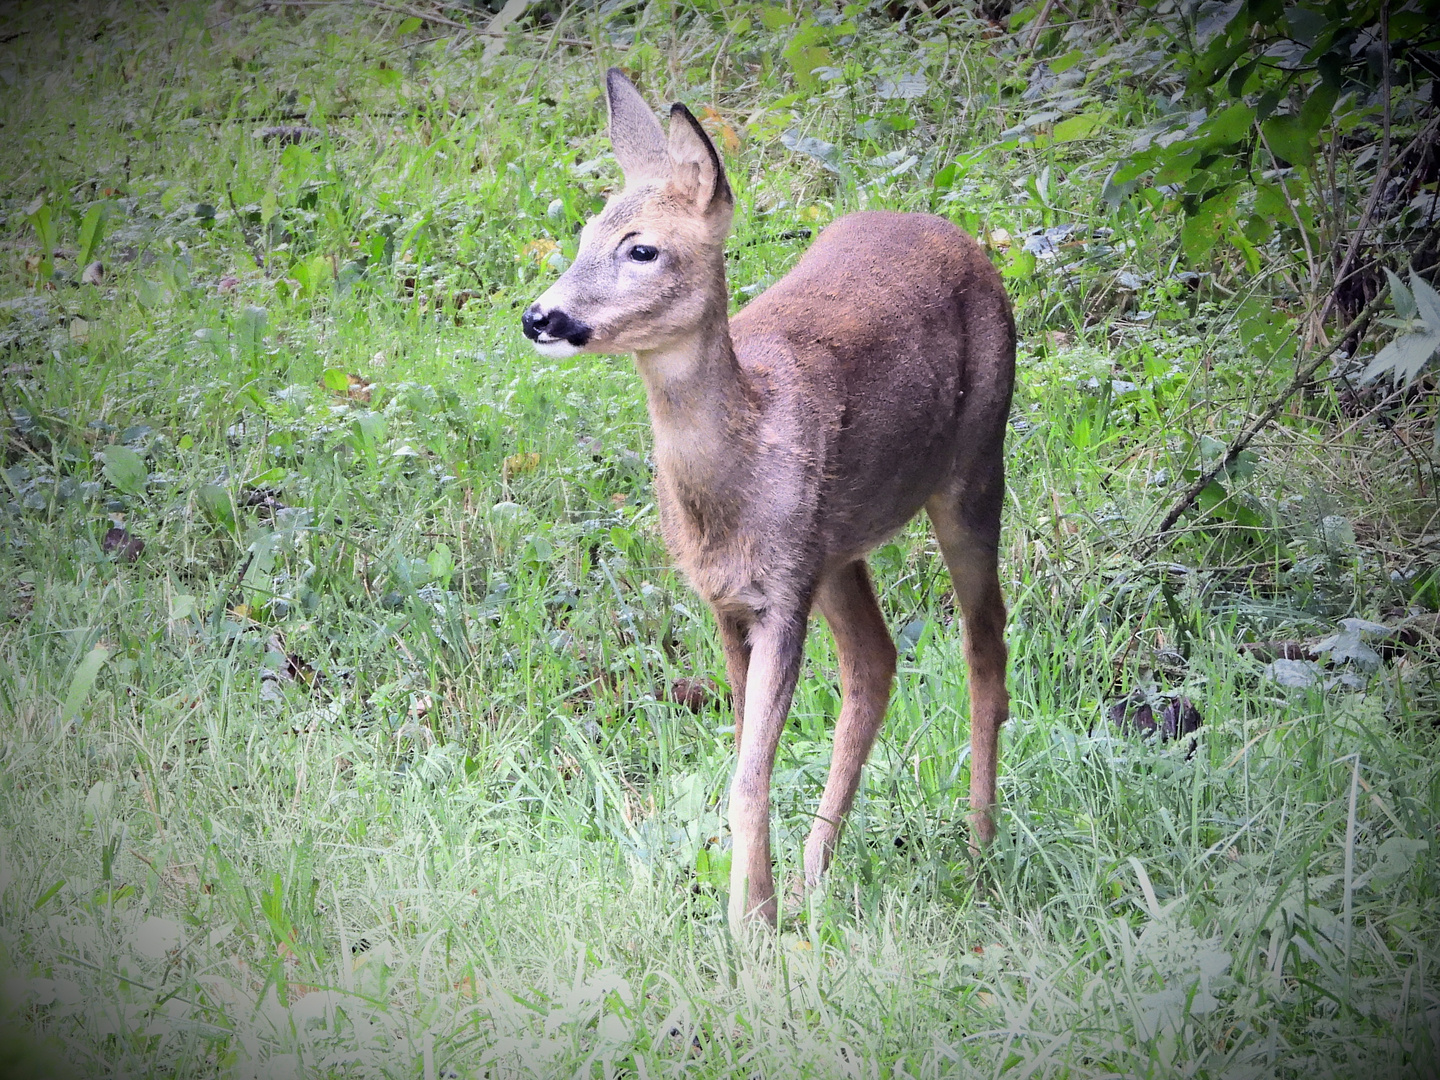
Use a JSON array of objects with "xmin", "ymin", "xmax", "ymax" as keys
[
  {"xmin": 199, "ymin": 484, "xmax": 236, "ymax": 532},
  {"xmin": 1261, "ymin": 113, "xmax": 1314, "ymax": 167},
  {"xmin": 247, "ymin": 467, "xmax": 286, "ymax": 489},
  {"xmin": 1253, "ymin": 182, "xmax": 1289, "ymax": 220},
  {"xmin": 1049, "ymin": 49, "xmax": 1084, "ymax": 73},
  {"xmin": 1373, "ymin": 837, "xmax": 1428, "ymax": 883},
  {"xmin": 1255, "ymin": 87, "xmax": 1284, "ymax": 123},
  {"xmin": 1153, "ymin": 148, "xmax": 1200, "ymax": 187},
  {"xmin": 1317, "ymin": 49, "xmax": 1343, "ymax": 89},
  {"xmin": 1409, "ymin": 269, "xmax": 1440, "ymax": 333},
  {"xmin": 1224, "ymin": 449, "xmax": 1259, "ymax": 481},
  {"xmin": 1367, "ymin": 270, "xmax": 1440, "ymax": 385},
  {"xmin": 27, "ymin": 202, "xmax": 56, "ymax": 279},
  {"xmin": 1226, "ymin": 57, "xmax": 1260, "ymax": 97},
  {"xmin": 353, "ymin": 410, "xmax": 385, "ymax": 444},
  {"xmin": 1285, "ymin": 5, "xmax": 1327, "ymax": 46},
  {"xmin": 1191, "ymin": 39, "xmax": 1249, "ymax": 89},
  {"xmin": 77, "ymin": 204, "xmax": 107, "ymax": 267},
  {"xmin": 1299, "ymin": 81, "xmax": 1339, "ymax": 135},
  {"xmin": 1232, "ymin": 228, "xmax": 1262, "ymax": 276},
  {"xmin": 1237, "ymin": 296, "xmax": 1296, "ymax": 364},
  {"xmin": 1232, "ymin": 502, "xmax": 1265, "ymax": 528},
  {"xmin": 1193, "ymin": 102, "xmax": 1254, "ymax": 151},
  {"xmin": 235, "ymin": 305, "xmax": 267, "ymax": 361},
  {"xmin": 320, "ymin": 367, "xmax": 350, "ymax": 393},
  {"xmin": 427, "ymin": 542, "xmax": 455, "ymax": 586},
  {"xmin": 61, "ymin": 644, "xmax": 111, "ymax": 724},
  {"xmin": 1385, "ymin": 268, "xmax": 1417, "ymax": 323},
  {"xmin": 1195, "ymin": 479, "xmax": 1229, "ymax": 515},
  {"xmin": 1363, "ymin": 327, "xmax": 1440, "ymax": 386},
  {"xmin": 1242, "ymin": 213, "xmax": 1273, "ymax": 245},
  {"xmin": 1002, "ymin": 248, "xmax": 1036, "ymax": 279},
  {"xmin": 758, "ymin": 5, "xmax": 792, "ymax": 29},
  {"xmin": 1194, "ymin": 0, "xmax": 1242, "ymax": 48},
  {"xmin": 1100, "ymin": 162, "xmax": 1140, "ymax": 208},
  {"xmin": 1053, "ymin": 112, "xmax": 1104, "ymax": 142},
  {"xmin": 695, "ymin": 845, "xmax": 730, "ymax": 889},
  {"xmin": 1181, "ymin": 188, "xmax": 1238, "ymax": 263},
  {"xmin": 100, "ymin": 445, "xmax": 148, "ymax": 496},
  {"xmin": 1391, "ymin": 11, "xmax": 1433, "ymax": 38},
  {"xmin": 783, "ymin": 41, "xmax": 831, "ymax": 88},
  {"xmin": 396, "ymin": 15, "xmax": 422, "ymax": 34}
]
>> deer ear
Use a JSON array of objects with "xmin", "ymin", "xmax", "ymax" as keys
[
  {"xmin": 667, "ymin": 103, "xmax": 733, "ymax": 218},
  {"xmin": 606, "ymin": 68, "xmax": 669, "ymax": 184}
]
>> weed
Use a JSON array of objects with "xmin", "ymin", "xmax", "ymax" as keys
[{"xmin": 0, "ymin": 2, "xmax": 1437, "ymax": 1078}]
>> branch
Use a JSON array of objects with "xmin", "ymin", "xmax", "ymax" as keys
[
  {"xmin": 226, "ymin": 187, "xmax": 270, "ymax": 277},
  {"xmin": 1317, "ymin": 2, "xmax": 1401, "ymax": 328},
  {"xmin": 261, "ymin": 0, "xmax": 468, "ymax": 30},
  {"xmin": 1026, "ymin": 0, "xmax": 1061, "ymax": 50},
  {"xmin": 1147, "ymin": 219, "xmax": 1440, "ymax": 549}
]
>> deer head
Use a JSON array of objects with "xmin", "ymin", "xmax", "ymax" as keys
[{"xmin": 522, "ymin": 69, "xmax": 734, "ymax": 359}]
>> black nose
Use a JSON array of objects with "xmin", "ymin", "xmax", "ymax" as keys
[
  {"xmin": 520, "ymin": 304, "xmax": 592, "ymax": 348},
  {"xmin": 521, "ymin": 304, "xmax": 548, "ymax": 341}
]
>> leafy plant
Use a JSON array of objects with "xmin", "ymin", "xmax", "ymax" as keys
[
  {"xmin": 1365, "ymin": 269, "xmax": 1440, "ymax": 386},
  {"xmin": 0, "ymin": 4, "xmax": 1436, "ymax": 1078}
]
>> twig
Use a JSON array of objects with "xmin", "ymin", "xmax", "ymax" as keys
[
  {"xmin": 215, "ymin": 545, "xmax": 259, "ymax": 632},
  {"xmin": 732, "ymin": 228, "xmax": 812, "ymax": 250},
  {"xmin": 1148, "ymin": 292, "xmax": 1391, "ymax": 546},
  {"xmin": 1026, "ymin": 0, "xmax": 1061, "ymax": 51},
  {"xmin": 226, "ymin": 186, "xmax": 270, "ymax": 277},
  {"xmin": 1335, "ymin": 370, "xmax": 1433, "ymax": 494},
  {"xmin": 1258, "ymin": 128, "xmax": 1319, "ymax": 338},
  {"xmin": 1148, "ymin": 219, "xmax": 1440, "ymax": 547},
  {"xmin": 262, "ymin": 0, "xmax": 467, "ymax": 30},
  {"xmin": 517, "ymin": 1, "xmax": 573, "ymax": 99},
  {"xmin": 482, "ymin": 0, "xmax": 531, "ymax": 66},
  {"xmin": 1318, "ymin": 4, "xmax": 1400, "ymax": 328}
]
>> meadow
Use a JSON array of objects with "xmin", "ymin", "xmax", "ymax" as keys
[{"xmin": 1, "ymin": 1, "xmax": 1437, "ymax": 1077}]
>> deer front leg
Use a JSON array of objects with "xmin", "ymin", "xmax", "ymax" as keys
[
  {"xmin": 726, "ymin": 613, "xmax": 807, "ymax": 929},
  {"xmin": 803, "ymin": 561, "xmax": 897, "ymax": 890}
]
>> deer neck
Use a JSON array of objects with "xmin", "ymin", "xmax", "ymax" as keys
[{"xmin": 632, "ymin": 303, "xmax": 757, "ymax": 497}]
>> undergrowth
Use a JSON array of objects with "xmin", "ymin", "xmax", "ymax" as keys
[{"xmin": 0, "ymin": 2, "xmax": 1437, "ymax": 1078}]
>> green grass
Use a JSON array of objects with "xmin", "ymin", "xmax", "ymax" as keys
[{"xmin": 1, "ymin": 2, "xmax": 1438, "ymax": 1077}]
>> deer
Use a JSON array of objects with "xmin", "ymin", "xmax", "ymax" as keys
[{"xmin": 522, "ymin": 70, "xmax": 1016, "ymax": 928}]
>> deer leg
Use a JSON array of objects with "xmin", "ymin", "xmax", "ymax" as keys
[
  {"xmin": 726, "ymin": 611, "xmax": 807, "ymax": 928},
  {"xmin": 802, "ymin": 561, "xmax": 897, "ymax": 890},
  {"xmin": 716, "ymin": 611, "xmax": 752, "ymax": 748},
  {"xmin": 927, "ymin": 493, "xmax": 1009, "ymax": 849}
]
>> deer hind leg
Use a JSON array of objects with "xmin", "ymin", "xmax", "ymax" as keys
[
  {"xmin": 727, "ymin": 609, "xmax": 808, "ymax": 928},
  {"xmin": 716, "ymin": 611, "xmax": 752, "ymax": 748},
  {"xmin": 927, "ymin": 487, "xmax": 1009, "ymax": 849},
  {"xmin": 802, "ymin": 560, "xmax": 897, "ymax": 891}
]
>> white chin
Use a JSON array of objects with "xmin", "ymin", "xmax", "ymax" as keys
[{"xmin": 531, "ymin": 338, "xmax": 581, "ymax": 359}]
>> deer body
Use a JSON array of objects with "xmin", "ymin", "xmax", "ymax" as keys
[{"xmin": 523, "ymin": 71, "xmax": 1015, "ymax": 928}]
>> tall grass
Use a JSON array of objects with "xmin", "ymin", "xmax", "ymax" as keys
[{"xmin": 0, "ymin": 2, "xmax": 1436, "ymax": 1077}]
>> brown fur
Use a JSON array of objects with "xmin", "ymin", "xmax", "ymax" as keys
[{"xmin": 524, "ymin": 71, "xmax": 1016, "ymax": 928}]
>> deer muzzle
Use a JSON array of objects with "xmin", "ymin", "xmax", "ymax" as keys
[{"xmin": 521, "ymin": 302, "xmax": 591, "ymax": 356}]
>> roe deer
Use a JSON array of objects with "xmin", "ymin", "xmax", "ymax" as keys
[{"xmin": 522, "ymin": 70, "xmax": 1015, "ymax": 928}]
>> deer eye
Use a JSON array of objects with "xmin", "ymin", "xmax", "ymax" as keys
[{"xmin": 629, "ymin": 245, "xmax": 658, "ymax": 263}]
